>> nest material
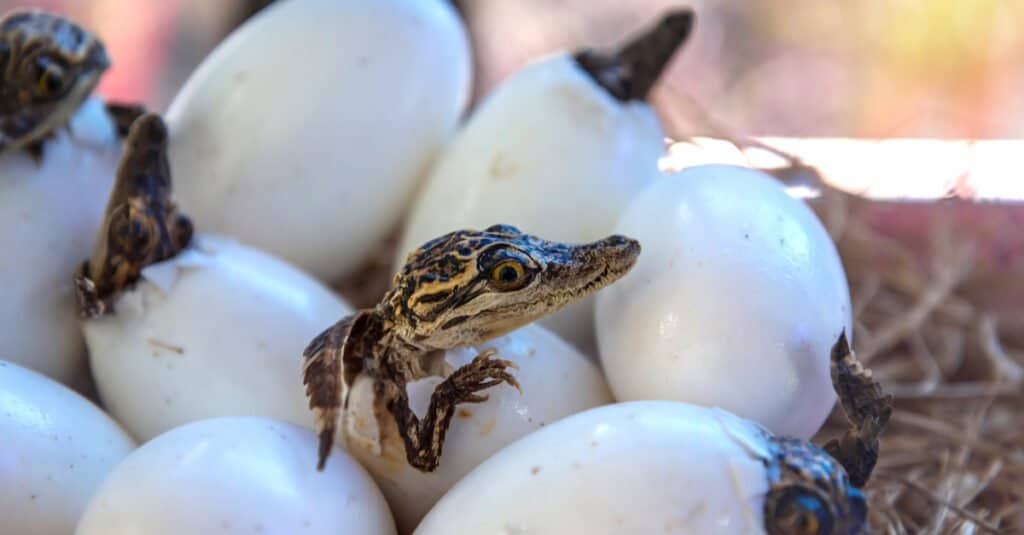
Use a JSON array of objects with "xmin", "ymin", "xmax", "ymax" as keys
[
  {"xmin": 336, "ymin": 170, "xmax": 1023, "ymax": 534},
  {"xmin": 807, "ymin": 184, "xmax": 1024, "ymax": 534}
]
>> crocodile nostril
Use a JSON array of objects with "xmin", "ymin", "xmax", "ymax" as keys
[{"xmin": 602, "ymin": 235, "xmax": 641, "ymax": 255}]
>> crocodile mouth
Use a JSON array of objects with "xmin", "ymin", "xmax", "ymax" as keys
[{"xmin": 561, "ymin": 235, "xmax": 640, "ymax": 298}]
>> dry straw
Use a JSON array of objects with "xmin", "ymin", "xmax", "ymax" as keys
[
  {"xmin": 805, "ymin": 176, "xmax": 1023, "ymax": 534},
  {"xmin": 337, "ymin": 152, "xmax": 1023, "ymax": 534}
]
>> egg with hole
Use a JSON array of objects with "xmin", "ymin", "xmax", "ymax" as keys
[
  {"xmin": 75, "ymin": 417, "xmax": 396, "ymax": 535},
  {"xmin": 342, "ymin": 324, "xmax": 612, "ymax": 533},
  {"xmin": 82, "ymin": 235, "xmax": 352, "ymax": 442},
  {"xmin": 414, "ymin": 401, "xmax": 869, "ymax": 535},
  {"xmin": 0, "ymin": 360, "xmax": 136, "ymax": 535},
  {"xmin": 167, "ymin": 0, "xmax": 472, "ymax": 282},
  {"xmin": 0, "ymin": 97, "xmax": 120, "ymax": 387},
  {"xmin": 398, "ymin": 9, "xmax": 694, "ymax": 355},
  {"xmin": 596, "ymin": 164, "xmax": 851, "ymax": 438}
]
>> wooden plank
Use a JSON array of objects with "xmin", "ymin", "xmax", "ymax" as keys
[{"xmin": 661, "ymin": 137, "xmax": 1024, "ymax": 201}]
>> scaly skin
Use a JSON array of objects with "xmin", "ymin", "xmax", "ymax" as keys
[
  {"xmin": 303, "ymin": 225, "xmax": 641, "ymax": 472},
  {"xmin": 73, "ymin": 113, "xmax": 193, "ymax": 318},
  {"xmin": 763, "ymin": 333, "xmax": 892, "ymax": 535},
  {"xmin": 0, "ymin": 10, "xmax": 108, "ymax": 161},
  {"xmin": 0, "ymin": 10, "xmax": 150, "ymax": 162},
  {"xmin": 574, "ymin": 7, "xmax": 695, "ymax": 102}
]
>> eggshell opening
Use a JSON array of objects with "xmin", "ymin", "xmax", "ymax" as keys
[
  {"xmin": 343, "ymin": 324, "xmax": 613, "ymax": 533},
  {"xmin": 82, "ymin": 234, "xmax": 351, "ymax": 442},
  {"xmin": 0, "ymin": 97, "xmax": 120, "ymax": 386}
]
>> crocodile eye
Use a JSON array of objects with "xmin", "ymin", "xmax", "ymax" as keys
[
  {"xmin": 36, "ymin": 56, "xmax": 68, "ymax": 95},
  {"xmin": 110, "ymin": 204, "xmax": 156, "ymax": 261},
  {"xmin": 490, "ymin": 260, "xmax": 528, "ymax": 291},
  {"xmin": 769, "ymin": 488, "xmax": 833, "ymax": 535}
]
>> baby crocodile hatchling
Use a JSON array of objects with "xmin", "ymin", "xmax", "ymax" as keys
[
  {"xmin": 0, "ymin": 9, "xmax": 146, "ymax": 162},
  {"xmin": 760, "ymin": 332, "xmax": 891, "ymax": 535},
  {"xmin": 73, "ymin": 112, "xmax": 193, "ymax": 318},
  {"xmin": 303, "ymin": 226, "xmax": 641, "ymax": 472}
]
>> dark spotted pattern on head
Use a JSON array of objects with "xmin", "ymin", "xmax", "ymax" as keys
[
  {"xmin": 762, "ymin": 435, "xmax": 868, "ymax": 535},
  {"xmin": 0, "ymin": 10, "xmax": 109, "ymax": 156},
  {"xmin": 75, "ymin": 113, "xmax": 193, "ymax": 318},
  {"xmin": 385, "ymin": 225, "xmax": 538, "ymax": 326},
  {"xmin": 303, "ymin": 224, "xmax": 641, "ymax": 474},
  {"xmin": 379, "ymin": 224, "xmax": 640, "ymax": 349},
  {"xmin": 384, "ymin": 229, "xmax": 497, "ymax": 326}
]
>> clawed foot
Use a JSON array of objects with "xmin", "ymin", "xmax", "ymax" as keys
[
  {"xmin": 73, "ymin": 266, "xmax": 107, "ymax": 319},
  {"xmin": 824, "ymin": 332, "xmax": 893, "ymax": 488},
  {"xmin": 438, "ymin": 349, "xmax": 521, "ymax": 404},
  {"xmin": 392, "ymin": 349, "xmax": 521, "ymax": 472}
]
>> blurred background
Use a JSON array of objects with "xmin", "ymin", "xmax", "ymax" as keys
[
  {"xmin": 4, "ymin": 0, "xmax": 1024, "ymax": 140},
  {"xmin": 3, "ymin": 3, "xmax": 1020, "ymax": 530}
]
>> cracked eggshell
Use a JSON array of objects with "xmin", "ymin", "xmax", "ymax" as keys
[
  {"xmin": 0, "ymin": 97, "xmax": 120, "ymax": 386},
  {"xmin": 596, "ymin": 165, "xmax": 851, "ymax": 439},
  {"xmin": 75, "ymin": 417, "xmax": 396, "ymax": 535},
  {"xmin": 82, "ymin": 234, "xmax": 351, "ymax": 442},
  {"xmin": 167, "ymin": 0, "xmax": 472, "ymax": 282},
  {"xmin": 343, "ymin": 324, "xmax": 612, "ymax": 534},
  {"xmin": 0, "ymin": 360, "xmax": 135, "ymax": 535},
  {"xmin": 414, "ymin": 400, "xmax": 775, "ymax": 534},
  {"xmin": 397, "ymin": 53, "xmax": 664, "ymax": 355}
]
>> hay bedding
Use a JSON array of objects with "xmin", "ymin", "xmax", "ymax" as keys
[
  {"xmin": 337, "ymin": 155, "xmax": 1023, "ymax": 535},
  {"xmin": 806, "ymin": 181, "xmax": 1024, "ymax": 534}
]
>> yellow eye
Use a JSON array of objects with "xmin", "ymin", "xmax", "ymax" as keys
[
  {"xmin": 490, "ymin": 260, "xmax": 527, "ymax": 290},
  {"xmin": 769, "ymin": 488, "xmax": 831, "ymax": 535},
  {"xmin": 109, "ymin": 204, "xmax": 155, "ymax": 260},
  {"xmin": 796, "ymin": 511, "xmax": 819, "ymax": 535},
  {"xmin": 36, "ymin": 58, "xmax": 66, "ymax": 95}
]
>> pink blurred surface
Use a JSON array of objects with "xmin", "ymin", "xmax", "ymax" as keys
[{"xmin": 0, "ymin": 0, "xmax": 1019, "ymax": 202}]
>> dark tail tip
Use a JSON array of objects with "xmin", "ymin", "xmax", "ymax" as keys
[
  {"xmin": 316, "ymin": 431, "xmax": 332, "ymax": 471},
  {"xmin": 616, "ymin": 7, "xmax": 696, "ymax": 100},
  {"xmin": 129, "ymin": 113, "xmax": 168, "ymax": 145},
  {"xmin": 573, "ymin": 7, "xmax": 696, "ymax": 102}
]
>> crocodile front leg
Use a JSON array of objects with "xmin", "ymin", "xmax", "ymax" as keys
[
  {"xmin": 384, "ymin": 349, "xmax": 520, "ymax": 472},
  {"xmin": 823, "ymin": 332, "xmax": 893, "ymax": 488}
]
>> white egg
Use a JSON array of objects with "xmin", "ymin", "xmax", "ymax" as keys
[
  {"xmin": 0, "ymin": 360, "xmax": 135, "ymax": 535},
  {"xmin": 342, "ymin": 324, "xmax": 612, "ymax": 534},
  {"xmin": 75, "ymin": 417, "xmax": 396, "ymax": 535},
  {"xmin": 167, "ymin": 0, "xmax": 472, "ymax": 282},
  {"xmin": 82, "ymin": 234, "xmax": 351, "ymax": 442},
  {"xmin": 0, "ymin": 97, "xmax": 120, "ymax": 386},
  {"xmin": 414, "ymin": 401, "xmax": 784, "ymax": 534},
  {"xmin": 596, "ymin": 165, "xmax": 851, "ymax": 439},
  {"xmin": 397, "ymin": 52, "xmax": 664, "ymax": 355}
]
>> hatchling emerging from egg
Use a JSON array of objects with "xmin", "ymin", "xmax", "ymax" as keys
[
  {"xmin": 0, "ymin": 9, "xmax": 147, "ymax": 162},
  {"xmin": 303, "ymin": 224, "xmax": 643, "ymax": 472},
  {"xmin": 757, "ymin": 332, "xmax": 891, "ymax": 534}
]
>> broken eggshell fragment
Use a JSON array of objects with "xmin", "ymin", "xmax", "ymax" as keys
[
  {"xmin": 76, "ymin": 113, "xmax": 351, "ymax": 442},
  {"xmin": 82, "ymin": 234, "xmax": 352, "ymax": 442},
  {"xmin": 167, "ymin": 0, "xmax": 472, "ymax": 282},
  {"xmin": 0, "ymin": 97, "xmax": 121, "ymax": 386},
  {"xmin": 342, "ymin": 323, "xmax": 612, "ymax": 533},
  {"xmin": 596, "ymin": 164, "xmax": 852, "ymax": 439},
  {"xmin": 397, "ymin": 9, "xmax": 695, "ymax": 355}
]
